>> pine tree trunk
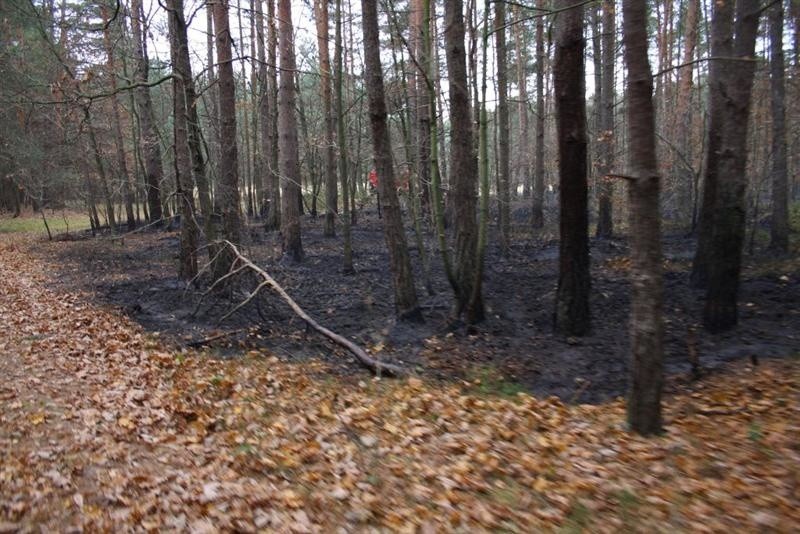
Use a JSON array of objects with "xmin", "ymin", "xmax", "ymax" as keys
[
  {"xmin": 596, "ymin": 0, "xmax": 615, "ymax": 238},
  {"xmin": 361, "ymin": 0, "xmax": 421, "ymax": 321},
  {"xmin": 622, "ymin": 0, "xmax": 664, "ymax": 436},
  {"xmin": 315, "ymin": 0, "xmax": 337, "ymax": 237},
  {"xmin": 264, "ymin": 0, "xmax": 281, "ymax": 231},
  {"xmin": 334, "ymin": 0, "xmax": 353, "ymax": 273},
  {"xmin": 494, "ymin": 0, "xmax": 510, "ymax": 256},
  {"xmin": 167, "ymin": 0, "xmax": 199, "ymax": 279},
  {"xmin": 130, "ymin": 0, "xmax": 163, "ymax": 224},
  {"xmin": 704, "ymin": 0, "xmax": 761, "ymax": 332},
  {"xmin": 769, "ymin": 1, "xmax": 789, "ymax": 253},
  {"xmin": 212, "ymin": 0, "xmax": 242, "ymax": 272},
  {"xmin": 553, "ymin": 0, "xmax": 590, "ymax": 336},
  {"xmin": 445, "ymin": 0, "xmax": 483, "ymax": 322},
  {"xmin": 672, "ymin": 0, "xmax": 698, "ymax": 226},
  {"xmin": 531, "ymin": 0, "xmax": 546, "ymax": 229},
  {"xmin": 513, "ymin": 6, "xmax": 531, "ymax": 200},
  {"xmin": 277, "ymin": 0, "xmax": 303, "ymax": 261},
  {"xmin": 691, "ymin": 0, "xmax": 733, "ymax": 288},
  {"xmin": 101, "ymin": 3, "xmax": 136, "ymax": 231}
]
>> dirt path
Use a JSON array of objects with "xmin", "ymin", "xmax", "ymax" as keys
[{"xmin": 1, "ymin": 236, "xmax": 799, "ymax": 532}]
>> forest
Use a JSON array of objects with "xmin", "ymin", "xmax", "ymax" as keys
[{"xmin": 0, "ymin": 0, "xmax": 798, "ymax": 531}]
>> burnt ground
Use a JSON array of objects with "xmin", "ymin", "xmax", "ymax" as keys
[{"xmin": 34, "ymin": 203, "xmax": 800, "ymax": 403}]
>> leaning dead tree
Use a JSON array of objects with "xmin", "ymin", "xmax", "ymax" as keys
[{"xmin": 193, "ymin": 241, "xmax": 406, "ymax": 377}]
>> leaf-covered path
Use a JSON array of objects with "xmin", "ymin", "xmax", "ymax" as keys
[{"xmin": 1, "ymin": 238, "xmax": 798, "ymax": 532}]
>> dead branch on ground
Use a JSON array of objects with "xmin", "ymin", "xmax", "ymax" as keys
[{"xmin": 195, "ymin": 240, "xmax": 407, "ymax": 377}]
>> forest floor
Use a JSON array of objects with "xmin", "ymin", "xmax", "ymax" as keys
[{"xmin": 1, "ymin": 209, "xmax": 799, "ymax": 531}]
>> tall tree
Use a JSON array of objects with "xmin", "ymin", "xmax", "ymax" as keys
[
  {"xmin": 513, "ymin": 6, "xmax": 531, "ymax": 200},
  {"xmin": 691, "ymin": 0, "xmax": 733, "ymax": 288},
  {"xmin": 101, "ymin": 2, "xmax": 136, "ymax": 231},
  {"xmin": 212, "ymin": 0, "xmax": 242, "ymax": 269},
  {"xmin": 672, "ymin": 0, "xmax": 699, "ymax": 223},
  {"xmin": 704, "ymin": 0, "xmax": 761, "ymax": 332},
  {"xmin": 129, "ymin": 0, "xmax": 163, "ymax": 224},
  {"xmin": 596, "ymin": 0, "xmax": 615, "ymax": 238},
  {"xmin": 622, "ymin": 0, "xmax": 664, "ymax": 436},
  {"xmin": 495, "ymin": 0, "xmax": 510, "ymax": 256},
  {"xmin": 334, "ymin": 0, "xmax": 353, "ymax": 272},
  {"xmin": 445, "ymin": 0, "xmax": 483, "ymax": 322},
  {"xmin": 167, "ymin": 0, "xmax": 199, "ymax": 279},
  {"xmin": 264, "ymin": 0, "xmax": 281, "ymax": 231},
  {"xmin": 553, "ymin": 0, "xmax": 590, "ymax": 336},
  {"xmin": 531, "ymin": 0, "xmax": 546, "ymax": 229},
  {"xmin": 361, "ymin": 0, "xmax": 421, "ymax": 320},
  {"xmin": 278, "ymin": 0, "xmax": 303, "ymax": 261},
  {"xmin": 315, "ymin": 0, "xmax": 337, "ymax": 237},
  {"xmin": 769, "ymin": 1, "xmax": 789, "ymax": 253}
]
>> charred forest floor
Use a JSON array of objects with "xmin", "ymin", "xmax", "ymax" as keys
[{"xmin": 34, "ymin": 204, "xmax": 800, "ymax": 403}]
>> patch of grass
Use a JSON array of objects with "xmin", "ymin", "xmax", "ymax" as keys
[
  {"xmin": 469, "ymin": 366, "xmax": 528, "ymax": 399},
  {"xmin": 616, "ymin": 488, "xmax": 641, "ymax": 527},
  {"xmin": 559, "ymin": 501, "xmax": 591, "ymax": 533},
  {"xmin": 0, "ymin": 212, "xmax": 91, "ymax": 234}
]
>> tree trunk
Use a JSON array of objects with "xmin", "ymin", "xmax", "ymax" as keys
[
  {"xmin": 212, "ymin": 0, "xmax": 242, "ymax": 272},
  {"xmin": 101, "ymin": 3, "xmax": 136, "ymax": 231},
  {"xmin": 553, "ymin": 0, "xmax": 590, "ymax": 336},
  {"xmin": 769, "ymin": 1, "xmax": 789, "ymax": 253},
  {"xmin": 622, "ymin": 0, "xmax": 664, "ymax": 436},
  {"xmin": 445, "ymin": 0, "xmax": 483, "ymax": 322},
  {"xmin": 361, "ymin": 0, "xmax": 421, "ymax": 321},
  {"xmin": 277, "ymin": 0, "xmax": 303, "ymax": 261},
  {"xmin": 130, "ymin": 0, "xmax": 163, "ymax": 224},
  {"xmin": 596, "ymin": 0, "xmax": 615, "ymax": 238},
  {"xmin": 264, "ymin": 0, "xmax": 281, "ymax": 231},
  {"xmin": 494, "ymin": 0, "xmax": 510, "ymax": 256},
  {"xmin": 255, "ymin": 0, "xmax": 268, "ymax": 214},
  {"xmin": 513, "ymin": 6, "xmax": 531, "ymax": 200},
  {"xmin": 531, "ymin": 0, "xmax": 546, "ymax": 229},
  {"xmin": 672, "ymin": 0, "xmax": 699, "ymax": 226},
  {"xmin": 167, "ymin": 0, "xmax": 199, "ymax": 279},
  {"xmin": 704, "ymin": 0, "xmax": 761, "ymax": 332},
  {"xmin": 334, "ymin": 0, "xmax": 353, "ymax": 272},
  {"xmin": 691, "ymin": 0, "xmax": 733, "ymax": 288},
  {"xmin": 315, "ymin": 0, "xmax": 337, "ymax": 237}
]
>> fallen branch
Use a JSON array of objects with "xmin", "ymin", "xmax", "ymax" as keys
[{"xmin": 204, "ymin": 241, "xmax": 407, "ymax": 377}]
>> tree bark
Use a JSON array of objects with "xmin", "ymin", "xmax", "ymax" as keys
[
  {"xmin": 494, "ymin": 0, "xmax": 510, "ymax": 256},
  {"xmin": 531, "ymin": 0, "xmax": 546, "ymax": 229},
  {"xmin": 130, "ymin": 0, "xmax": 163, "ymax": 224},
  {"xmin": 277, "ymin": 0, "xmax": 303, "ymax": 261},
  {"xmin": 315, "ymin": 0, "xmax": 338, "ymax": 237},
  {"xmin": 691, "ymin": 0, "xmax": 733, "ymax": 288},
  {"xmin": 101, "ymin": 3, "xmax": 136, "ymax": 231},
  {"xmin": 671, "ymin": 0, "xmax": 699, "ymax": 225},
  {"xmin": 167, "ymin": 0, "xmax": 199, "ymax": 279},
  {"xmin": 704, "ymin": 0, "xmax": 761, "ymax": 332},
  {"xmin": 513, "ymin": 6, "xmax": 531, "ymax": 200},
  {"xmin": 769, "ymin": 1, "xmax": 789, "ymax": 253},
  {"xmin": 622, "ymin": 0, "xmax": 664, "ymax": 436},
  {"xmin": 553, "ymin": 0, "xmax": 590, "ymax": 336},
  {"xmin": 445, "ymin": 0, "xmax": 483, "ymax": 322},
  {"xmin": 361, "ymin": 0, "xmax": 421, "ymax": 321},
  {"xmin": 596, "ymin": 0, "xmax": 615, "ymax": 238},
  {"xmin": 264, "ymin": 0, "xmax": 281, "ymax": 231},
  {"xmin": 212, "ymin": 0, "xmax": 242, "ymax": 273},
  {"xmin": 334, "ymin": 0, "xmax": 353, "ymax": 272}
]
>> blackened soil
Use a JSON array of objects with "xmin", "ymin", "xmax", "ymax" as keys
[{"xmin": 36, "ymin": 207, "xmax": 800, "ymax": 403}]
